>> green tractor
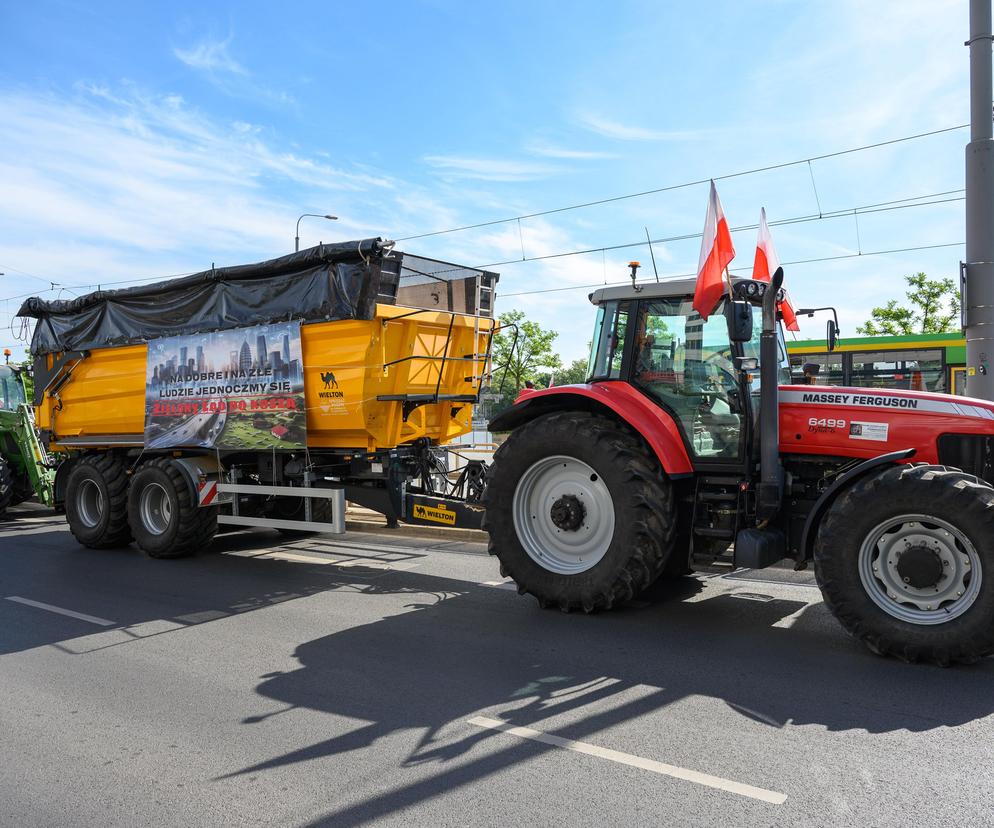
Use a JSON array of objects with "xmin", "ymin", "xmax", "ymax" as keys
[{"xmin": 0, "ymin": 355, "xmax": 55, "ymax": 517}]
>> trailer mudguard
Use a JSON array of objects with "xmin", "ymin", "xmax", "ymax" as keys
[{"xmin": 488, "ymin": 382, "xmax": 693, "ymax": 476}]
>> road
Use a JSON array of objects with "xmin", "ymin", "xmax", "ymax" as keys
[
  {"xmin": 146, "ymin": 408, "xmax": 226, "ymax": 449},
  {"xmin": 2, "ymin": 503, "xmax": 993, "ymax": 827}
]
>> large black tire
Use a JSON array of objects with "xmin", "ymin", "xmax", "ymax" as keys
[
  {"xmin": 815, "ymin": 464, "xmax": 994, "ymax": 666},
  {"xmin": 0, "ymin": 457, "xmax": 14, "ymax": 518},
  {"xmin": 0, "ymin": 457, "xmax": 16, "ymax": 518},
  {"xmin": 127, "ymin": 458, "xmax": 217, "ymax": 559},
  {"xmin": 64, "ymin": 453, "xmax": 132, "ymax": 548},
  {"xmin": 483, "ymin": 411, "xmax": 677, "ymax": 612},
  {"xmin": 274, "ymin": 496, "xmax": 334, "ymax": 538}
]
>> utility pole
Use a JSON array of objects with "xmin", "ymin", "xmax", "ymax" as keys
[{"xmin": 965, "ymin": 0, "xmax": 994, "ymax": 399}]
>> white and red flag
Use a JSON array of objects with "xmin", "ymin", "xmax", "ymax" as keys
[
  {"xmin": 752, "ymin": 207, "xmax": 800, "ymax": 331},
  {"xmin": 692, "ymin": 180, "xmax": 735, "ymax": 320}
]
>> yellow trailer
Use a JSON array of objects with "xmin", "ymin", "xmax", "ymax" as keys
[{"xmin": 20, "ymin": 239, "xmax": 499, "ymax": 557}]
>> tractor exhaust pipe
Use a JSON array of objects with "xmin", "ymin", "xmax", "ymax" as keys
[{"xmin": 757, "ymin": 267, "xmax": 784, "ymax": 522}]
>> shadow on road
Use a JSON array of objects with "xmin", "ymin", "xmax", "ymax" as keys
[{"xmin": 213, "ymin": 565, "xmax": 994, "ymax": 826}]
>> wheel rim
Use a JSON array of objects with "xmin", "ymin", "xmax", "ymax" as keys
[
  {"xmin": 512, "ymin": 455, "xmax": 615, "ymax": 575},
  {"xmin": 76, "ymin": 479, "xmax": 105, "ymax": 528},
  {"xmin": 858, "ymin": 513, "xmax": 982, "ymax": 625},
  {"xmin": 139, "ymin": 482, "xmax": 172, "ymax": 536}
]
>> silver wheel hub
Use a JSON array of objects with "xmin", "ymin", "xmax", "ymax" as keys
[
  {"xmin": 76, "ymin": 479, "xmax": 105, "ymax": 529},
  {"xmin": 139, "ymin": 482, "xmax": 173, "ymax": 536},
  {"xmin": 858, "ymin": 514, "xmax": 982, "ymax": 625},
  {"xmin": 512, "ymin": 455, "xmax": 615, "ymax": 575}
]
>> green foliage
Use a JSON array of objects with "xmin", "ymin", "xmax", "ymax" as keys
[
  {"xmin": 491, "ymin": 310, "xmax": 563, "ymax": 394},
  {"xmin": 857, "ymin": 273, "xmax": 961, "ymax": 336},
  {"xmin": 554, "ymin": 358, "xmax": 589, "ymax": 386}
]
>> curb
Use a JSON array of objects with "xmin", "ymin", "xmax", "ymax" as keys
[{"xmin": 344, "ymin": 517, "xmax": 487, "ymax": 543}]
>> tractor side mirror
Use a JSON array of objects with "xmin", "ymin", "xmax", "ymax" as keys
[
  {"xmin": 827, "ymin": 319, "xmax": 839, "ymax": 352},
  {"xmin": 725, "ymin": 300, "xmax": 753, "ymax": 343}
]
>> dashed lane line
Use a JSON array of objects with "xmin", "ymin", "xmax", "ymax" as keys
[
  {"xmin": 467, "ymin": 716, "xmax": 787, "ymax": 805},
  {"xmin": 4, "ymin": 596, "xmax": 115, "ymax": 627}
]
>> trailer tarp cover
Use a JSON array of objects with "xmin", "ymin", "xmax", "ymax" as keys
[{"xmin": 19, "ymin": 239, "xmax": 390, "ymax": 355}]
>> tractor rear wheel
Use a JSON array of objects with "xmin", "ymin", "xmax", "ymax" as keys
[
  {"xmin": 483, "ymin": 411, "xmax": 677, "ymax": 612},
  {"xmin": 127, "ymin": 458, "xmax": 217, "ymax": 558},
  {"xmin": 64, "ymin": 453, "xmax": 132, "ymax": 548},
  {"xmin": 815, "ymin": 464, "xmax": 994, "ymax": 665},
  {"xmin": 0, "ymin": 456, "xmax": 14, "ymax": 517}
]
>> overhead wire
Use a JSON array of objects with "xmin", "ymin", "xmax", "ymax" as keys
[
  {"xmin": 393, "ymin": 123, "xmax": 968, "ymax": 241},
  {"xmin": 500, "ymin": 241, "xmax": 965, "ymax": 298}
]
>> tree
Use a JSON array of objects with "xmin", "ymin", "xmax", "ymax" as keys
[
  {"xmin": 553, "ymin": 357, "xmax": 589, "ymax": 386},
  {"xmin": 857, "ymin": 272, "xmax": 961, "ymax": 336},
  {"xmin": 490, "ymin": 310, "xmax": 562, "ymax": 396}
]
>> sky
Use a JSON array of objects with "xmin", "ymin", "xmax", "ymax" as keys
[{"xmin": 0, "ymin": 0, "xmax": 976, "ymax": 364}]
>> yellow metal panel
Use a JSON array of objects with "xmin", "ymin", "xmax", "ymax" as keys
[{"xmin": 44, "ymin": 304, "xmax": 494, "ymax": 454}]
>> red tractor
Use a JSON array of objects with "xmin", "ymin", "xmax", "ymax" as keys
[{"xmin": 484, "ymin": 269, "xmax": 994, "ymax": 665}]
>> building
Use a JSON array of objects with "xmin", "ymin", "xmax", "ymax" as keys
[{"xmin": 239, "ymin": 340, "xmax": 253, "ymax": 373}]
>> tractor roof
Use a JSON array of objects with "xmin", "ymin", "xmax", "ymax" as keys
[{"xmin": 589, "ymin": 275, "xmax": 751, "ymax": 305}]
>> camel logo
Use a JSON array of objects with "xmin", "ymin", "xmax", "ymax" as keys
[{"xmin": 321, "ymin": 371, "xmax": 339, "ymax": 390}]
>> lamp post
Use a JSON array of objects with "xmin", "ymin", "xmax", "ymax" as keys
[{"xmin": 295, "ymin": 214, "xmax": 338, "ymax": 252}]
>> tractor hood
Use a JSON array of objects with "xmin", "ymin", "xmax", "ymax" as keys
[{"xmin": 778, "ymin": 384, "xmax": 994, "ymax": 464}]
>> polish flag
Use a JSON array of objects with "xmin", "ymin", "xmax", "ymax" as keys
[
  {"xmin": 752, "ymin": 208, "xmax": 800, "ymax": 331},
  {"xmin": 692, "ymin": 180, "xmax": 735, "ymax": 320}
]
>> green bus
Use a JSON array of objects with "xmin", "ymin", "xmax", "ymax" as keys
[{"xmin": 786, "ymin": 331, "xmax": 967, "ymax": 395}]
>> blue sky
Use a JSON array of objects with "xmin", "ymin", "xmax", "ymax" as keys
[{"xmin": 0, "ymin": 0, "xmax": 972, "ymax": 362}]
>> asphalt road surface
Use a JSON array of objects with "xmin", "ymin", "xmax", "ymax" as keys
[{"xmin": 2, "ymin": 503, "xmax": 993, "ymax": 827}]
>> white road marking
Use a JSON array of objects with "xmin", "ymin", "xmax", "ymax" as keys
[
  {"xmin": 467, "ymin": 716, "xmax": 787, "ymax": 805},
  {"xmin": 482, "ymin": 580, "xmax": 517, "ymax": 589},
  {"xmin": 4, "ymin": 596, "xmax": 115, "ymax": 627}
]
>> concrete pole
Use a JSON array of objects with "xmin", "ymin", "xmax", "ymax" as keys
[{"xmin": 965, "ymin": 0, "xmax": 994, "ymax": 398}]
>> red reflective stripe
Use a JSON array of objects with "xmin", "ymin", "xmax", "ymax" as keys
[{"xmin": 198, "ymin": 480, "xmax": 218, "ymax": 505}]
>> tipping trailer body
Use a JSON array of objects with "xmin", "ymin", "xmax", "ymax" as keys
[
  {"xmin": 18, "ymin": 240, "xmax": 499, "ymax": 553},
  {"xmin": 32, "ymin": 304, "xmax": 488, "ymax": 453}
]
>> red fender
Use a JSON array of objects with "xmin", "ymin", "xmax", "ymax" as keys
[{"xmin": 488, "ymin": 382, "xmax": 693, "ymax": 476}]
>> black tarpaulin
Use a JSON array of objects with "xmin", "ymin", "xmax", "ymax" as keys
[{"xmin": 19, "ymin": 239, "xmax": 389, "ymax": 355}]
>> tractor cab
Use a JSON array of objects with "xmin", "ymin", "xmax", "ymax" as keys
[
  {"xmin": 586, "ymin": 276, "xmax": 790, "ymax": 466},
  {"xmin": 0, "ymin": 364, "xmax": 28, "ymax": 412}
]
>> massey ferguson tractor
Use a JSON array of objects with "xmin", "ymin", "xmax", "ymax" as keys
[{"xmin": 484, "ymin": 269, "xmax": 994, "ymax": 665}]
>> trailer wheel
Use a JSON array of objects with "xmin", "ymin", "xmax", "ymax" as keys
[
  {"xmin": 815, "ymin": 464, "xmax": 994, "ymax": 665},
  {"xmin": 274, "ymin": 496, "xmax": 334, "ymax": 537},
  {"xmin": 128, "ymin": 458, "xmax": 217, "ymax": 559},
  {"xmin": 64, "ymin": 453, "xmax": 132, "ymax": 548},
  {"xmin": 484, "ymin": 411, "xmax": 676, "ymax": 612},
  {"xmin": 0, "ymin": 457, "xmax": 14, "ymax": 517}
]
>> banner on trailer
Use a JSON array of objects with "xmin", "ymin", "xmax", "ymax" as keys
[{"xmin": 144, "ymin": 321, "xmax": 306, "ymax": 450}]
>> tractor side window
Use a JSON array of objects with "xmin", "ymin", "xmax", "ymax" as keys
[
  {"xmin": 588, "ymin": 301, "xmax": 631, "ymax": 380},
  {"xmin": 0, "ymin": 366, "xmax": 26, "ymax": 411},
  {"xmin": 633, "ymin": 299, "xmax": 742, "ymax": 459}
]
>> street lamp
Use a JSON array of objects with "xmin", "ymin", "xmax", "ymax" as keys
[{"xmin": 295, "ymin": 213, "xmax": 338, "ymax": 252}]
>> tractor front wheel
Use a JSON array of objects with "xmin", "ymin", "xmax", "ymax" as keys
[
  {"xmin": 483, "ymin": 412, "xmax": 677, "ymax": 612},
  {"xmin": 815, "ymin": 464, "xmax": 994, "ymax": 665}
]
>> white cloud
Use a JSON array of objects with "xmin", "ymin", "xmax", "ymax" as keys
[
  {"xmin": 576, "ymin": 112, "xmax": 708, "ymax": 142},
  {"xmin": 174, "ymin": 36, "xmax": 246, "ymax": 75},
  {"xmin": 526, "ymin": 143, "xmax": 618, "ymax": 160},
  {"xmin": 422, "ymin": 155, "xmax": 561, "ymax": 182},
  {"xmin": 0, "ymin": 85, "xmax": 399, "ymax": 309}
]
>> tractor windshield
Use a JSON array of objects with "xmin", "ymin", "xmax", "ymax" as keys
[
  {"xmin": 0, "ymin": 366, "xmax": 27, "ymax": 411},
  {"xmin": 590, "ymin": 296, "xmax": 790, "ymax": 459}
]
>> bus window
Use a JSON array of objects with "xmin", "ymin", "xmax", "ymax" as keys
[
  {"xmin": 850, "ymin": 349, "xmax": 944, "ymax": 393},
  {"xmin": 789, "ymin": 352, "xmax": 843, "ymax": 385}
]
